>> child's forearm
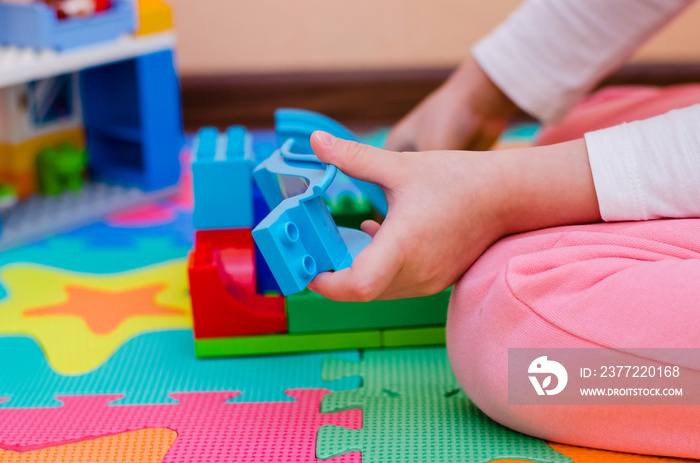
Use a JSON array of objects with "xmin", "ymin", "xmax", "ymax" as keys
[
  {"xmin": 498, "ymin": 138, "xmax": 602, "ymax": 236},
  {"xmin": 472, "ymin": 0, "xmax": 691, "ymax": 123}
]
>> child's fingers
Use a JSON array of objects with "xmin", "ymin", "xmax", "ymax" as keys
[
  {"xmin": 360, "ymin": 219, "xmax": 381, "ymax": 237},
  {"xmin": 310, "ymin": 131, "xmax": 401, "ymax": 188},
  {"xmin": 308, "ymin": 223, "xmax": 404, "ymax": 302}
]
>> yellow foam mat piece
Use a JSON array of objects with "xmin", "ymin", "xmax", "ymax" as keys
[
  {"xmin": 0, "ymin": 261, "xmax": 191, "ymax": 375},
  {"xmin": 0, "ymin": 428, "xmax": 177, "ymax": 463}
]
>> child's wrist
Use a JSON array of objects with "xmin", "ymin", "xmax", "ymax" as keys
[{"xmin": 498, "ymin": 139, "xmax": 602, "ymax": 235}]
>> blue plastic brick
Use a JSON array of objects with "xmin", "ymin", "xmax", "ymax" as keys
[
  {"xmin": 252, "ymin": 140, "xmax": 371, "ymax": 295},
  {"xmin": 0, "ymin": 0, "xmax": 135, "ymax": 51},
  {"xmin": 192, "ymin": 126, "xmax": 255, "ymax": 230},
  {"xmin": 80, "ymin": 50, "xmax": 183, "ymax": 192},
  {"xmin": 253, "ymin": 183, "xmax": 281, "ymax": 294},
  {"xmin": 275, "ymin": 108, "xmax": 388, "ymax": 216},
  {"xmin": 250, "ymin": 128, "xmax": 277, "ymax": 163}
]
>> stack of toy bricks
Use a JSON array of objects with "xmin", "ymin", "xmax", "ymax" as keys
[
  {"xmin": 0, "ymin": 0, "xmax": 181, "ymax": 247},
  {"xmin": 190, "ymin": 119, "xmax": 453, "ymax": 358}
]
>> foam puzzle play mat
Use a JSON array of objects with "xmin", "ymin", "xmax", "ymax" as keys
[{"xmin": 1, "ymin": 112, "xmax": 697, "ymax": 462}]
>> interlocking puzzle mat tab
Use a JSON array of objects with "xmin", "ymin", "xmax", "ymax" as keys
[
  {"xmin": 317, "ymin": 348, "xmax": 573, "ymax": 463},
  {"xmin": 0, "ymin": 390, "xmax": 361, "ymax": 463},
  {"xmin": 0, "ymin": 428, "xmax": 177, "ymax": 463},
  {"xmin": 0, "ymin": 330, "xmax": 361, "ymax": 407},
  {"xmin": 0, "ymin": 261, "xmax": 190, "ymax": 374}
]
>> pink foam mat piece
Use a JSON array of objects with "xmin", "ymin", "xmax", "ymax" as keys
[
  {"xmin": 107, "ymin": 203, "xmax": 178, "ymax": 227},
  {"xmin": 173, "ymin": 167, "xmax": 193, "ymax": 210},
  {"xmin": 106, "ymin": 149, "xmax": 193, "ymax": 227},
  {"xmin": 171, "ymin": 148, "xmax": 193, "ymax": 210},
  {"xmin": 0, "ymin": 389, "xmax": 361, "ymax": 463}
]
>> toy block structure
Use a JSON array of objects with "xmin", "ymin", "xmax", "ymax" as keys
[
  {"xmin": 189, "ymin": 127, "xmax": 289, "ymax": 344},
  {"xmin": 189, "ymin": 109, "xmax": 452, "ymax": 358},
  {"xmin": 0, "ymin": 73, "xmax": 85, "ymax": 197},
  {"xmin": 252, "ymin": 138, "xmax": 368, "ymax": 295},
  {"xmin": 0, "ymin": 0, "xmax": 183, "ymax": 250},
  {"xmin": 0, "ymin": 0, "xmax": 135, "ymax": 51},
  {"xmin": 137, "ymin": 0, "xmax": 173, "ymax": 36},
  {"xmin": 36, "ymin": 144, "xmax": 87, "ymax": 195}
]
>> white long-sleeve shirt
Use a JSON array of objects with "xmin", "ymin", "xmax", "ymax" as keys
[{"xmin": 472, "ymin": 0, "xmax": 700, "ymax": 222}]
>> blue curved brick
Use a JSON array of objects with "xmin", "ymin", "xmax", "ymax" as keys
[{"xmin": 275, "ymin": 109, "xmax": 388, "ymax": 215}]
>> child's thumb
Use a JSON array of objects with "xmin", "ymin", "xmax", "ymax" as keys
[{"xmin": 310, "ymin": 131, "xmax": 398, "ymax": 187}]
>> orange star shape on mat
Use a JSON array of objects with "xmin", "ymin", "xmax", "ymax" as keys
[{"xmin": 24, "ymin": 284, "xmax": 186, "ymax": 335}]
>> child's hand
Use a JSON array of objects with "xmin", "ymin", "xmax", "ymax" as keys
[
  {"xmin": 309, "ymin": 132, "xmax": 601, "ymax": 301},
  {"xmin": 385, "ymin": 58, "xmax": 518, "ymax": 152}
]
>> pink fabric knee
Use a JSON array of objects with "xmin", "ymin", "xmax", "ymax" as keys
[
  {"xmin": 446, "ymin": 219, "xmax": 700, "ymax": 458},
  {"xmin": 535, "ymin": 84, "xmax": 700, "ymax": 145}
]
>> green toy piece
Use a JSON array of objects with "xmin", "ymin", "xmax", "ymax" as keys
[
  {"xmin": 0, "ymin": 183, "xmax": 18, "ymax": 211},
  {"xmin": 194, "ymin": 331, "xmax": 383, "ymax": 358},
  {"xmin": 194, "ymin": 325, "xmax": 449, "ymax": 358},
  {"xmin": 316, "ymin": 348, "xmax": 573, "ymax": 463},
  {"xmin": 326, "ymin": 192, "xmax": 376, "ymax": 229},
  {"xmin": 287, "ymin": 288, "xmax": 451, "ymax": 333},
  {"xmin": 36, "ymin": 144, "xmax": 87, "ymax": 195},
  {"xmin": 381, "ymin": 326, "xmax": 445, "ymax": 347}
]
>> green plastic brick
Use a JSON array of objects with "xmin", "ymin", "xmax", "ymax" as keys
[
  {"xmin": 381, "ymin": 326, "xmax": 445, "ymax": 347},
  {"xmin": 194, "ymin": 330, "xmax": 382, "ymax": 358},
  {"xmin": 316, "ymin": 348, "xmax": 573, "ymax": 463},
  {"xmin": 37, "ymin": 144, "xmax": 87, "ymax": 195},
  {"xmin": 287, "ymin": 288, "xmax": 451, "ymax": 333},
  {"xmin": 326, "ymin": 193, "xmax": 375, "ymax": 229}
]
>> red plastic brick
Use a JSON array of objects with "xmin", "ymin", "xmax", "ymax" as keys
[{"xmin": 189, "ymin": 229, "xmax": 286, "ymax": 339}]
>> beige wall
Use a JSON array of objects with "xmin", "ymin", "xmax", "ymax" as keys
[{"xmin": 170, "ymin": 0, "xmax": 700, "ymax": 76}]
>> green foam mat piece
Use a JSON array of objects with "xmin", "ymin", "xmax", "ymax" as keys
[
  {"xmin": 287, "ymin": 288, "xmax": 451, "ymax": 333},
  {"xmin": 195, "ymin": 330, "xmax": 382, "ymax": 358},
  {"xmin": 317, "ymin": 348, "xmax": 572, "ymax": 463}
]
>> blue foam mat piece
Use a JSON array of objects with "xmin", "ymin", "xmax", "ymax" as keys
[
  {"xmin": 59, "ymin": 209, "xmax": 194, "ymax": 250},
  {"xmin": 0, "ymin": 330, "xmax": 361, "ymax": 408}
]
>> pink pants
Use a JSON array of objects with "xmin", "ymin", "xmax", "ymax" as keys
[{"xmin": 446, "ymin": 86, "xmax": 700, "ymax": 458}]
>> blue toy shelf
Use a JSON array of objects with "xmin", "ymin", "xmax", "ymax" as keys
[
  {"xmin": 80, "ymin": 49, "xmax": 183, "ymax": 191},
  {"xmin": 0, "ymin": 0, "xmax": 135, "ymax": 51}
]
